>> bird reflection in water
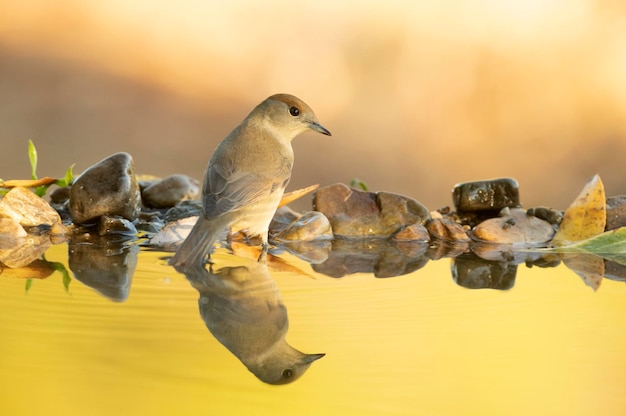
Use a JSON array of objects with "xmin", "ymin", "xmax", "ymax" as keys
[{"xmin": 179, "ymin": 252, "xmax": 324, "ymax": 385}]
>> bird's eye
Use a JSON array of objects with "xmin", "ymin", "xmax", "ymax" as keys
[
  {"xmin": 289, "ymin": 106, "xmax": 300, "ymax": 117},
  {"xmin": 282, "ymin": 369, "xmax": 293, "ymax": 379}
]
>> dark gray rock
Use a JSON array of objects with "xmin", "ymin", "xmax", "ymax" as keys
[
  {"xmin": 98, "ymin": 215, "xmax": 138, "ymax": 236},
  {"xmin": 141, "ymin": 174, "xmax": 200, "ymax": 209},
  {"xmin": 453, "ymin": 178, "xmax": 520, "ymax": 212},
  {"xmin": 313, "ymin": 183, "xmax": 430, "ymax": 238},
  {"xmin": 69, "ymin": 152, "xmax": 141, "ymax": 224},
  {"xmin": 164, "ymin": 199, "xmax": 202, "ymax": 223},
  {"xmin": 606, "ymin": 195, "xmax": 626, "ymax": 231}
]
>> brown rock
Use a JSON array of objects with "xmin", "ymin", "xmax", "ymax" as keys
[{"xmin": 313, "ymin": 183, "xmax": 430, "ymax": 238}]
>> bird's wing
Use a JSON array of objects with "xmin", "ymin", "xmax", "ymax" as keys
[{"xmin": 203, "ymin": 160, "xmax": 287, "ymax": 217}]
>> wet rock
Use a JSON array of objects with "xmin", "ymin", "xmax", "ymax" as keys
[
  {"xmin": 313, "ymin": 183, "xmax": 430, "ymax": 238},
  {"xmin": 0, "ymin": 187, "xmax": 67, "ymax": 236},
  {"xmin": 68, "ymin": 238, "xmax": 138, "ymax": 301},
  {"xmin": 526, "ymin": 206, "xmax": 563, "ymax": 228},
  {"xmin": 606, "ymin": 195, "xmax": 626, "ymax": 231},
  {"xmin": 149, "ymin": 216, "xmax": 198, "ymax": 249},
  {"xmin": 135, "ymin": 211, "xmax": 165, "ymax": 234},
  {"xmin": 49, "ymin": 186, "xmax": 70, "ymax": 205},
  {"xmin": 391, "ymin": 224, "xmax": 430, "ymax": 242},
  {"xmin": 451, "ymin": 252, "xmax": 517, "ymax": 290},
  {"xmin": 453, "ymin": 178, "xmax": 520, "ymax": 212},
  {"xmin": 426, "ymin": 217, "xmax": 470, "ymax": 242},
  {"xmin": 69, "ymin": 152, "xmax": 141, "ymax": 224},
  {"xmin": 470, "ymin": 208, "xmax": 554, "ymax": 245},
  {"xmin": 164, "ymin": 199, "xmax": 202, "ymax": 223},
  {"xmin": 98, "ymin": 215, "xmax": 138, "ymax": 237},
  {"xmin": 269, "ymin": 206, "xmax": 302, "ymax": 236},
  {"xmin": 273, "ymin": 211, "xmax": 333, "ymax": 242},
  {"xmin": 0, "ymin": 218, "xmax": 27, "ymax": 238},
  {"xmin": 141, "ymin": 174, "xmax": 200, "ymax": 209}
]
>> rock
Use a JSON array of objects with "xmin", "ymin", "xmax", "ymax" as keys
[
  {"xmin": 273, "ymin": 211, "xmax": 333, "ymax": 242},
  {"xmin": 426, "ymin": 217, "xmax": 470, "ymax": 242},
  {"xmin": 135, "ymin": 211, "xmax": 165, "ymax": 234},
  {"xmin": 49, "ymin": 186, "xmax": 70, "ymax": 205},
  {"xmin": 149, "ymin": 216, "xmax": 199, "ymax": 248},
  {"xmin": 0, "ymin": 187, "xmax": 64, "ymax": 229},
  {"xmin": 313, "ymin": 183, "xmax": 430, "ymax": 238},
  {"xmin": 269, "ymin": 206, "xmax": 302, "ymax": 236},
  {"xmin": 526, "ymin": 206, "xmax": 563, "ymax": 227},
  {"xmin": 98, "ymin": 215, "xmax": 138, "ymax": 236},
  {"xmin": 69, "ymin": 152, "xmax": 141, "ymax": 224},
  {"xmin": 470, "ymin": 208, "xmax": 554, "ymax": 245},
  {"xmin": 164, "ymin": 200, "xmax": 202, "ymax": 223},
  {"xmin": 606, "ymin": 195, "xmax": 626, "ymax": 231},
  {"xmin": 391, "ymin": 224, "xmax": 430, "ymax": 242},
  {"xmin": 453, "ymin": 178, "xmax": 520, "ymax": 212},
  {"xmin": 141, "ymin": 174, "xmax": 200, "ymax": 209},
  {"xmin": 0, "ymin": 217, "xmax": 27, "ymax": 238}
]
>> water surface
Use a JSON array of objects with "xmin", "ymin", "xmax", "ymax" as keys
[{"xmin": 1, "ymin": 243, "xmax": 625, "ymax": 415}]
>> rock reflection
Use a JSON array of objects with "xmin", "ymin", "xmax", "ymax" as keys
[
  {"xmin": 179, "ymin": 255, "xmax": 325, "ymax": 385},
  {"xmin": 311, "ymin": 239, "xmax": 430, "ymax": 278},
  {"xmin": 68, "ymin": 237, "xmax": 138, "ymax": 301},
  {"xmin": 451, "ymin": 252, "xmax": 517, "ymax": 290}
]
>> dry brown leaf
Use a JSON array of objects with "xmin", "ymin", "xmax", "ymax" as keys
[
  {"xmin": 0, "ymin": 259, "xmax": 56, "ymax": 279},
  {"xmin": 278, "ymin": 184, "xmax": 319, "ymax": 208},
  {"xmin": 0, "ymin": 177, "xmax": 58, "ymax": 188},
  {"xmin": 552, "ymin": 174, "xmax": 606, "ymax": 246},
  {"xmin": 230, "ymin": 242, "xmax": 315, "ymax": 278}
]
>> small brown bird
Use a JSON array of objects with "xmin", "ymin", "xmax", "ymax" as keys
[{"xmin": 170, "ymin": 94, "xmax": 331, "ymax": 268}]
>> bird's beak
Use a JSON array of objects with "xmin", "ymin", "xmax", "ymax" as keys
[
  {"xmin": 302, "ymin": 353, "xmax": 326, "ymax": 364},
  {"xmin": 309, "ymin": 121, "xmax": 332, "ymax": 136}
]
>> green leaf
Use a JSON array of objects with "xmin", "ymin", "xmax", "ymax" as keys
[
  {"xmin": 554, "ymin": 227, "xmax": 626, "ymax": 266},
  {"xmin": 55, "ymin": 164, "xmax": 75, "ymax": 188},
  {"xmin": 25, "ymin": 278, "xmax": 33, "ymax": 293},
  {"xmin": 350, "ymin": 178, "xmax": 368, "ymax": 191},
  {"xmin": 50, "ymin": 261, "xmax": 72, "ymax": 292},
  {"xmin": 28, "ymin": 140, "xmax": 38, "ymax": 180}
]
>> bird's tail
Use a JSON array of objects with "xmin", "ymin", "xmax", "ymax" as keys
[{"xmin": 169, "ymin": 216, "xmax": 222, "ymax": 269}]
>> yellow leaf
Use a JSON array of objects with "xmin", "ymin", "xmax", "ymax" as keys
[
  {"xmin": 278, "ymin": 184, "xmax": 319, "ymax": 207},
  {"xmin": 552, "ymin": 174, "xmax": 606, "ymax": 246}
]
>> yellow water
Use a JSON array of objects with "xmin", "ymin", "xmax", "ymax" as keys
[{"xmin": 1, "ymin": 243, "xmax": 625, "ymax": 416}]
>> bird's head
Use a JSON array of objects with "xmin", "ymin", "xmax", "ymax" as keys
[{"xmin": 256, "ymin": 93, "xmax": 331, "ymax": 140}]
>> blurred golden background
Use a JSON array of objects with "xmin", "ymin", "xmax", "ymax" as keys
[{"xmin": 2, "ymin": 0, "xmax": 625, "ymax": 210}]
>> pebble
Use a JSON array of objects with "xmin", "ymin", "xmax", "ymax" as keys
[
  {"xmin": 98, "ymin": 215, "xmax": 138, "ymax": 237},
  {"xmin": 452, "ymin": 178, "xmax": 520, "ymax": 212},
  {"xmin": 470, "ymin": 208, "xmax": 554, "ymax": 245},
  {"xmin": 141, "ymin": 174, "xmax": 200, "ymax": 209},
  {"xmin": 313, "ymin": 183, "xmax": 430, "ymax": 238},
  {"xmin": 425, "ymin": 217, "xmax": 470, "ymax": 242},
  {"xmin": 69, "ymin": 152, "xmax": 141, "ymax": 224},
  {"xmin": 0, "ymin": 187, "xmax": 67, "ymax": 237},
  {"xmin": 273, "ymin": 211, "xmax": 333, "ymax": 242}
]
